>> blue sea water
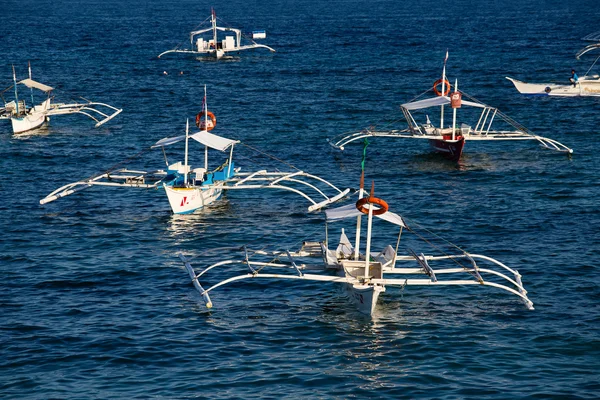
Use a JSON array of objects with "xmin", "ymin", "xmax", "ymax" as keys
[{"xmin": 1, "ymin": 0, "xmax": 600, "ymax": 398}]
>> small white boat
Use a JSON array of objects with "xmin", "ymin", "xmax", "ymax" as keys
[
  {"xmin": 329, "ymin": 53, "xmax": 572, "ymax": 161},
  {"xmin": 507, "ymin": 32, "xmax": 600, "ymax": 97},
  {"xmin": 181, "ymin": 179, "xmax": 534, "ymax": 316},
  {"xmin": 158, "ymin": 9, "xmax": 275, "ymax": 60},
  {"xmin": 40, "ymin": 88, "xmax": 349, "ymax": 214},
  {"xmin": 0, "ymin": 64, "xmax": 122, "ymax": 134}
]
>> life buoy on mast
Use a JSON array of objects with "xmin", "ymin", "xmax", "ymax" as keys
[
  {"xmin": 355, "ymin": 196, "xmax": 389, "ymax": 216},
  {"xmin": 195, "ymin": 111, "xmax": 217, "ymax": 131},
  {"xmin": 433, "ymin": 78, "xmax": 451, "ymax": 96}
]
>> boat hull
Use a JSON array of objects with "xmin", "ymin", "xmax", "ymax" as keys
[
  {"xmin": 428, "ymin": 135, "xmax": 465, "ymax": 162},
  {"xmin": 11, "ymin": 112, "xmax": 46, "ymax": 134},
  {"xmin": 163, "ymin": 184, "xmax": 223, "ymax": 214},
  {"xmin": 506, "ymin": 76, "xmax": 600, "ymax": 97},
  {"xmin": 342, "ymin": 282, "xmax": 385, "ymax": 315}
]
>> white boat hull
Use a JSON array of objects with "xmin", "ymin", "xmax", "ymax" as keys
[
  {"xmin": 342, "ymin": 281, "xmax": 385, "ymax": 315},
  {"xmin": 11, "ymin": 112, "xmax": 46, "ymax": 133},
  {"xmin": 163, "ymin": 184, "xmax": 223, "ymax": 214},
  {"xmin": 506, "ymin": 76, "xmax": 600, "ymax": 97},
  {"xmin": 10, "ymin": 98, "xmax": 51, "ymax": 134}
]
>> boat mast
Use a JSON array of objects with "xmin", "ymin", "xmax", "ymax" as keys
[
  {"xmin": 354, "ymin": 139, "xmax": 368, "ymax": 261},
  {"xmin": 204, "ymin": 85, "xmax": 209, "ymax": 171},
  {"xmin": 211, "ymin": 8, "xmax": 218, "ymax": 54},
  {"xmin": 364, "ymin": 183, "xmax": 376, "ymax": 278},
  {"xmin": 440, "ymin": 51, "xmax": 448, "ymax": 131},
  {"xmin": 451, "ymin": 79, "xmax": 458, "ymax": 141},
  {"xmin": 12, "ymin": 65, "xmax": 19, "ymax": 115},
  {"xmin": 184, "ymin": 119, "xmax": 190, "ymax": 186},
  {"xmin": 28, "ymin": 62, "xmax": 35, "ymax": 108}
]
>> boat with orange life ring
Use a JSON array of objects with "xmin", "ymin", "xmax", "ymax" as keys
[
  {"xmin": 180, "ymin": 185, "xmax": 535, "ymax": 315},
  {"xmin": 195, "ymin": 110, "xmax": 216, "ymax": 131},
  {"xmin": 433, "ymin": 78, "xmax": 451, "ymax": 96}
]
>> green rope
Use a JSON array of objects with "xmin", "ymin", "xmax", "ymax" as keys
[{"xmin": 361, "ymin": 138, "xmax": 369, "ymax": 171}]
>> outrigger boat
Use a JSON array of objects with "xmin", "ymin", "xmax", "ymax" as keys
[
  {"xmin": 0, "ymin": 64, "xmax": 122, "ymax": 134},
  {"xmin": 181, "ymin": 178, "xmax": 534, "ymax": 315},
  {"xmin": 158, "ymin": 9, "xmax": 275, "ymax": 60},
  {"xmin": 40, "ymin": 89, "xmax": 349, "ymax": 214},
  {"xmin": 328, "ymin": 53, "xmax": 573, "ymax": 162},
  {"xmin": 507, "ymin": 31, "xmax": 600, "ymax": 97}
]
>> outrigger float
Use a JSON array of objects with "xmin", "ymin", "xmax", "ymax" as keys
[
  {"xmin": 0, "ymin": 64, "xmax": 122, "ymax": 134},
  {"xmin": 158, "ymin": 9, "xmax": 275, "ymax": 60},
  {"xmin": 181, "ymin": 179, "xmax": 534, "ymax": 316},
  {"xmin": 328, "ymin": 53, "xmax": 573, "ymax": 162},
  {"xmin": 507, "ymin": 31, "xmax": 600, "ymax": 97},
  {"xmin": 40, "ymin": 89, "xmax": 349, "ymax": 214}
]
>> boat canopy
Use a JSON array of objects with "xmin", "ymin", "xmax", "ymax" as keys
[
  {"xmin": 325, "ymin": 203, "xmax": 407, "ymax": 228},
  {"xmin": 152, "ymin": 130, "xmax": 239, "ymax": 151},
  {"xmin": 18, "ymin": 78, "xmax": 53, "ymax": 92},
  {"xmin": 401, "ymin": 96, "xmax": 486, "ymax": 111}
]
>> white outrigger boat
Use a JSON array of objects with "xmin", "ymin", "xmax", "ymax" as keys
[
  {"xmin": 0, "ymin": 64, "xmax": 122, "ymax": 134},
  {"xmin": 158, "ymin": 9, "xmax": 275, "ymax": 60},
  {"xmin": 181, "ymin": 179, "xmax": 534, "ymax": 315},
  {"xmin": 329, "ymin": 53, "xmax": 572, "ymax": 161},
  {"xmin": 41, "ymin": 90, "xmax": 349, "ymax": 214},
  {"xmin": 507, "ymin": 31, "xmax": 600, "ymax": 97}
]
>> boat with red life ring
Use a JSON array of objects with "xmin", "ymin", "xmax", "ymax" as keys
[
  {"xmin": 180, "ymin": 180, "xmax": 535, "ymax": 316},
  {"xmin": 328, "ymin": 52, "xmax": 573, "ymax": 162}
]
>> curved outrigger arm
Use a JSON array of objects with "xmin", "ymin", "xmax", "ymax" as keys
[
  {"xmin": 392, "ymin": 253, "xmax": 534, "ymax": 310},
  {"xmin": 328, "ymin": 129, "xmax": 410, "ymax": 151},
  {"xmin": 40, "ymin": 168, "xmax": 167, "ymax": 205},
  {"xmin": 576, "ymin": 42, "xmax": 600, "ymax": 59},
  {"xmin": 236, "ymin": 43, "xmax": 276, "ymax": 53},
  {"xmin": 216, "ymin": 170, "xmax": 351, "ymax": 211},
  {"xmin": 46, "ymin": 101, "xmax": 123, "ymax": 128},
  {"xmin": 180, "ymin": 249, "xmax": 534, "ymax": 311}
]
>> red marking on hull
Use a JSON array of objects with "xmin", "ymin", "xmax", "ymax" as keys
[{"xmin": 428, "ymin": 135, "xmax": 465, "ymax": 162}]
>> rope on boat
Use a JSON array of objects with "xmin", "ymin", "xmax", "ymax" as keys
[
  {"xmin": 239, "ymin": 142, "xmax": 301, "ymax": 171},
  {"xmin": 402, "ymin": 217, "xmax": 482, "ymax": 280}
]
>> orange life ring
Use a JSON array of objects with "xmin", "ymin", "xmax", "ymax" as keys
[
  {"xmin": 195, "ymin": 111, "xmax": 217, "ymax": 131},
  {"xmin": 356, "ymin": 196, "xmax": 389, "ymax": 216},
  {"xmin": 433, "ymin": 78, "xmax": 451, "ymax": 96}
]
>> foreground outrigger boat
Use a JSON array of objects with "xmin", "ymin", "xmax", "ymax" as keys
[
  {"xmin": 41, "ymin": 90, "xmax": 349, "ymax": 214},
  {"xmin": 158, "ymin": 9, "xmax": 275, "ymax": 60},
  {"xmin": 0, "ymin": 64, "xmax": 122, "ymax": 134},
  {"xmin": 507, "ymin": 31, "xmax": 600, "ymax": 97},
  {"xmin": 181, "ymin": 180, "xmax": 534, "ymax": 315},
  {"xmin": 329, "ymin": 53, "xmax": 572, "ymax": 162}
]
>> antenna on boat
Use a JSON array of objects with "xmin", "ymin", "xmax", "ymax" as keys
[
  {"xmin": 451, "ymin": 79, "xmax": 458, "ymax": 141},
  {"xmin": 184, "ymin": 118, "xmax": 189, "ymax": 186},
  {"xmin": 12, "ymin": 65, "xmax": 19, "ymax": 115},
  {"xmin": 204, "ymin": 85, "xmax": 209, "ymax": 171},
  {"xmin": 28, "ymin": 61, "xmax": 35, "ymax": 109},
  {"xmin": 440, "ymin": 50, "xmax": 448, "ymax": 130}
]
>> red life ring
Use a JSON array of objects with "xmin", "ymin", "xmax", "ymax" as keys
[
  {"xmin": 433, "ymin": 78, "xmax": 451, "ymax": 96},
  {"xmin": 195, "ymin": 111, "xmax": 217, "ymax": 131},
  {"xmin": 356, "ymin": 196, "xmax": 389, "ymax": 216}
]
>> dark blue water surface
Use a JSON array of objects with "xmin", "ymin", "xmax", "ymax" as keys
[{"xmin": 2, "ymin": 0, "xmax": 599, "ymax": 398}]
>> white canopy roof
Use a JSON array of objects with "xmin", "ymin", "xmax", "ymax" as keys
[
  {"xmin": 325, "ymin": 202, "xmax": 407, "ymax": 228},
  {"xmin": 401, "ymin": 96, "xmax": 486, "ymax": 111},
  {"xmin": 18, "ymin": 78, "xmax": 53, "ymax": 92},
  {"xmin": 152, "ymin": 130, "xmax": 239, "ymax": 151}
]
